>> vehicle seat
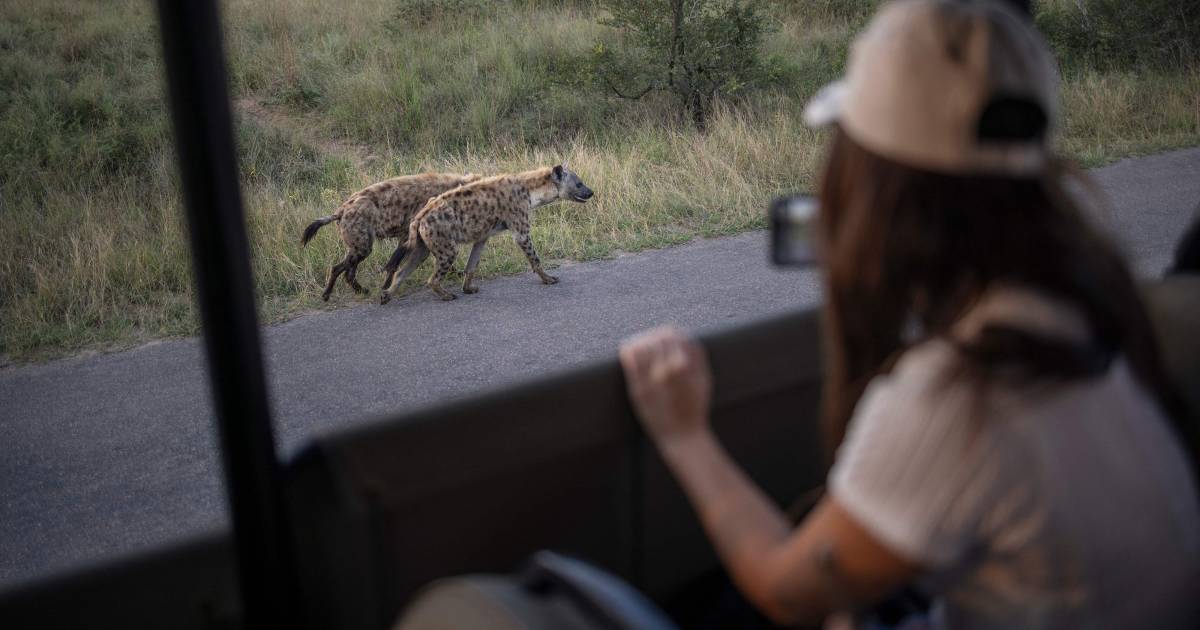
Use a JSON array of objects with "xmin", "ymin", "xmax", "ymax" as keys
[
  {"xmin": 393, "ymin": 551, "xmax": 678, "ymax": 630},
  {"xmin": 1141, "ymin": 274, "xmax": 1200, "ymax": 462}
]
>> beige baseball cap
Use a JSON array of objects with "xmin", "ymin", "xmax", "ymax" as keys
[{"xmin": 804, "ymin": 0, "xmax": 1059, "ymax": 176}]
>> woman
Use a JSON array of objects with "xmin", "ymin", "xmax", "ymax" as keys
[{"xmin": 619, "ymin": 1, "xmax": 1199, "ymax": 627}]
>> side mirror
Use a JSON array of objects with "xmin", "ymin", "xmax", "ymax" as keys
[{"xmin": 769, "ymin": 195, "xmax": 820, "ymax": 268}]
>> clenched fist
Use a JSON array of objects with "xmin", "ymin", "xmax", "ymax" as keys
[{"xmin": 618, "ymin": 326, "xmax": 713, "ymax": 446}]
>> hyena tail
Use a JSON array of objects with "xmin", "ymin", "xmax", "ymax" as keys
[
  {"xmin": 301, "ymin": 215, "xmax": 337, "ymax": 246},
  {"xmin": 381, "ymin": 232, "xmax": 412, "ymax": 289},
  {"xmin": 383, "ymin": 223, "xmax": 424, "ymax": 279},
  {"xmin": 379, "ymin": 233, "xmax": 430, "ymax": 303},
  {"xmin": 402, "ymin": 221, "xmax": 423, "ymax": 256},
  {"xmin": 383, "ymin": 243, "xmax": 408, "ymax": 274}
]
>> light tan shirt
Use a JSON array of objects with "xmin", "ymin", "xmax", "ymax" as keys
[{"xmin": 830, "ymin": 287, "xmax": 1200, "ymax": 629}]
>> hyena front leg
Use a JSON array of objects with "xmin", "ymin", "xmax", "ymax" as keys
[
  {"xmin": 461, "ymin": 239, "xmax": 488, "ymax": 294},
  {"xmin": 513, "ymin": 231, "xmax": 557, "ymax": 285}
]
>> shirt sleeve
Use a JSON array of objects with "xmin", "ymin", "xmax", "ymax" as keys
[{"xmin": 828, "ymin": 341, "xmax": 997, "ymax": 568}]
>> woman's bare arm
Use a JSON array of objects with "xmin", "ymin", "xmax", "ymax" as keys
[{"xmin": 620, "ymin": 327, "xmax": 917, "ymax": 625}]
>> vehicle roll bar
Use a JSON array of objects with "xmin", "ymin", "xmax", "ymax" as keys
[{"xmin": 155, "ymin": 0, "xmax": 295, "ymax": 626}]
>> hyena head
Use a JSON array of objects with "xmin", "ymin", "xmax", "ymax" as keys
[{"xmin": 551, "ymin": 163, "xmax": 594, "ymax": 203}]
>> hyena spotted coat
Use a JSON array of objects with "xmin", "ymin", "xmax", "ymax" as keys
[
  {"xmin": 380, "ymin": 164, "xmax": 594, "ymax": 304},
  {"xmin": 301, "ymin": 172, "xmax": 481, "ymax": 300}
]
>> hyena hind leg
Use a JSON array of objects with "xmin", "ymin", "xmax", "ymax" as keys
[
  {"xmin": 322, "ymin": 254, "xmax": 358, "ymax": 301},
  {"xmin": 427, "ymin": 245, "xmax": 458, "ymax": 301},
  {"xmin": 341, "ymin": 241, "xmax": 371, "ymax": 294},
  {"xmin": 462, "ymin": 240, "xmax": 488, "ymax": 294},
  {"xmin": 344, "ymin": 258, "xmax": 368, "ymax": 294}
]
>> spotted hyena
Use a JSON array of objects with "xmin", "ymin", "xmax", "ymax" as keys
[
  {"xmin": 301, "ymin": 172, "xmax": 481, "ymax": 300},
  {"xmin": 379, "ymin": 164, "xmax": 594, "ymax": 305}
]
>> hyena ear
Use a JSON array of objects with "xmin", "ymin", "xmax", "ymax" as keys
[{"xmin": 552, "ymin": 164, "xmax": 563, "ymax": 181}]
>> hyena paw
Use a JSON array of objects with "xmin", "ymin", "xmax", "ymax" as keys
[
  {"xmin": 440, "ymin": 293, "xmax": 457, "ymax": 301},
  {"xmin": 462, "ymin": 286, "xmax": 479, "ymax": 294},
  {"xmin": 379, "ymin": 293, "xmax": 391, "ymax": 305},
  {"xmin": 542, "ymin": 274, "xmax": 559, "ymax": 285}
]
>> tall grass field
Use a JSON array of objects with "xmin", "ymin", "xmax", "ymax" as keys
[{"xmin": 2, "ymin": 0, "xmax": 1198, "ymax": 361}]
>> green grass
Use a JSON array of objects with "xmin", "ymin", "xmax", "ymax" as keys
[{"xmin": 1, "ymin": 0, "xmax": 1198, "ymax": 362}]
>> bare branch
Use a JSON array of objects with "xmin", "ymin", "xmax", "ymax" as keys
[{"xmin": 602, "ymin": 74, "xmax": 656, "ymax": 100}]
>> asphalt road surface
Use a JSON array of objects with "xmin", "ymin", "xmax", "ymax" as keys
[{"xmin": 1, "ymin": 147, "xmax": 1197, "ymax": 589}]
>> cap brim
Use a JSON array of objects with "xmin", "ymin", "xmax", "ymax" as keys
[{"xmin": 802, "ymin": 81, "xmax": 847, "ymax": 128}]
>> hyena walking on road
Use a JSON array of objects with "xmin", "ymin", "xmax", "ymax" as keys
[
  {"xmin": 380, "ymin": 164, "xmax": 594, "ymax": 304},
  {"xmin": 301, "ymin": 172, "xmax": 481, "ymax": 300}
]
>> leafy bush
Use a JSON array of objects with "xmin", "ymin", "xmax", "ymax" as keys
[
  {"xmin": 774, "ymin": 0, "xmax": 879, "ymax": 27},
  {"xmin": 388, "ymin": 0, "xmax": 493, "ymax": 29},
  {"xmin": 1036, "ymin": 0, "xmax": 1200, "ymax": 70},
  {"xmin": 590, "ymin": 0, "xmax": 780, "ymax": 129}
]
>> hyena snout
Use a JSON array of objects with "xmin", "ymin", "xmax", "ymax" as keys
[
  {"xmin": 572, "ymin": 184, "xmax": 595, "ymax": 202},
  {"xmin": 553, "ymin": 164, "xmax": 594, "ymax": 203}
]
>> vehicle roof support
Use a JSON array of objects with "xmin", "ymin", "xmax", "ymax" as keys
[{"xmin": 155, "ymin": 1, "xmax": 295, "ymax": 626}]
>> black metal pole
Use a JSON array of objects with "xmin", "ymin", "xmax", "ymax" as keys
[{"xmin": 154, "ymin": 1, "xmax": 294, "ymax": 627}]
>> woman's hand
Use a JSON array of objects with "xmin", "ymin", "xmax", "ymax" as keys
[{"xmin": 618, "ymin": 326, "xmax": 713, "ymax": 446}]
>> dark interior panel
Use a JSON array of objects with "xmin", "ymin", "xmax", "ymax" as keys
[
  {"xmin": 639, "ymin": 382, "xmax": 825, "ymax": 599},
  {"xmin": 285, "ymin": 308, "xmax": 825, "ymax": 629},
  {"xmin": 0, "ymin": 533, "xmax": 239, "ymax": 630}
]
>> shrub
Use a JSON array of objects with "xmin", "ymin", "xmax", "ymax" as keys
[
  {"xmin": 1035, "ymin": 0, "xmax": 1200, "ymax": 71},
  {"xmin": 388, "ymin": 0, "xmax": 493, "ymax": 29},
  {"xmin": 777, "ymin": 0, "xmax": 879, "ymax": 26},
  {"xmin": 590, "ymin": 0, "xmax": 779, "ymax": 129}
]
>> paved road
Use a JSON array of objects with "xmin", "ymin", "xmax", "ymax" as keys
[{"xmin": 1, "ymin": 147, "xmax": 1197, "ymax": 588}]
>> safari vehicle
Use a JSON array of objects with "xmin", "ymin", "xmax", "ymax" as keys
[{"xmin": 1, "ymin": 0, "xmax": 1197, "ymax": 628}]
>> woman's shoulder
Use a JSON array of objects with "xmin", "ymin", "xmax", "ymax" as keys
[
  {"xmin": 847, "ymin": 333, "xmax": 1024, "ymax": 473},
  {"xmin": 859, "ymin": 338, "xmax": 966, "ymax": 417},
  {"xmin": 864, "ymin": 285, "xmax": 1097, "ymax": 415}
]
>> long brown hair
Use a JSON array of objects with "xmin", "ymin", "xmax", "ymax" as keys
[{"xmin": 816, "ymin": 127, "xmax": 1183, "ymax": 464}]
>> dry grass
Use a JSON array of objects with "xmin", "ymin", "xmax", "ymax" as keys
[
  {"xmin": 1, "ymin": 0, "xmax": 1197, "ymax": 361},
  {"xmin": 1059, "ymin": 68, "xmax": 1200, "ymax": 166}
]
